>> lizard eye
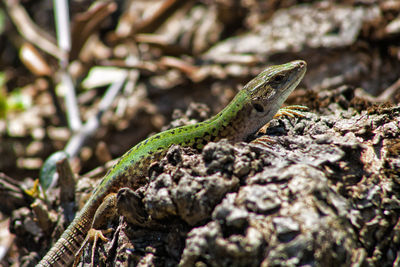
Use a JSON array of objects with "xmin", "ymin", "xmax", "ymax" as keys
[
  {"xmin": 253, "ymin": 102, "xmax": 264, "ymax": 112},
  {"xmin": 272, "ymin": 74, "xmax": 285, "ymax": 83}
]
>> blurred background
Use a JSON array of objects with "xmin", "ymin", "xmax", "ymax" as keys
[{"xmin": 0, "ymin": 0, "xmax": 399, "ymax": 264}]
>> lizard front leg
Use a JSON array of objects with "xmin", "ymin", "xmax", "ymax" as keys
[
  {"xmin": 253, "ymin": 105, "xmax": 308, "ymax": 146},
  {"xmin": 273, "ymin": 105, "xmax": 308, "ymax": 119}
]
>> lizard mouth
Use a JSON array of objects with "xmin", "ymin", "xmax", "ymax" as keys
[{"xmin": 281, "ymin": 60, "xmax": 307, "ymax": 97}]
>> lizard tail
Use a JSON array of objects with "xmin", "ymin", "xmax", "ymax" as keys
[{"xmin": 37, "ymin": 205, "xmax": 93, "ymax": 267}]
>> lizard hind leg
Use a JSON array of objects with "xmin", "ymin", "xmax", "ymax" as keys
[{"xmin": 73, "ymin": 193, "xmax": 118, "ymax": 267}]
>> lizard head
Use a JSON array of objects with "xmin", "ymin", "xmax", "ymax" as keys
[
  {"xmin": 246, "ymin": 60, "xmax": 306, "ymax": 113},
  {"xmin": 210, "ymin": 60, "xmax": 306, "ymax": 142},
  {"xmin": 244, "ymin": 60, "xmax": 306, "ymax": 123}
]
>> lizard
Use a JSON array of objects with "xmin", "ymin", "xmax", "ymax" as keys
[{"xmin": 37, "ymin": 60, "xmax": 307, "ymax": 266}]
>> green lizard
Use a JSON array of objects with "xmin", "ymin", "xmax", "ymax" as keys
[{"xmin": 37, "ymin": 60, "xmax": 307, "ymax": 266}]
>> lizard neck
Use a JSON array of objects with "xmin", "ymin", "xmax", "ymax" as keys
[{"xmin": 206, "ymin": 90, "xmax": 260, "ymax": 142}]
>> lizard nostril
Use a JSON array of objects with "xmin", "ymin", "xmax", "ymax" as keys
[{"xmin": 298, "ymin": 61, "xmax": 306, "ymax": 68}]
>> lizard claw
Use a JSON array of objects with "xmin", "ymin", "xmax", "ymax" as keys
[
  {"xmin": 258, "ymin": 105, "xmax": 308, "ymax": 135},
  {"xmin": 273, "ymin": 105, "xmax": 308, "ymax": 119},
  {"xmin": 73, "ymin": 193, "xmax": 117, "ymax": 266},
  {"xmin": 254, "ymin": 105, "xmax": 308, "ymax": 148},
  {"xmin": 73, "ymin": 228, "xmax": 113, "ymax": 267}
]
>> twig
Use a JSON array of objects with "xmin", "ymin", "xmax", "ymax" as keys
[
  {"xmin": 0, "ymin": 173, "xmax": 31, "ymax": 214},
  {"xmin": 4, "ymin": 0, "xmax": 64, "ymax": 59},
  {"xmin": 56, "ymin": 157, "xmax": 76, "ymax": 222},
  {"xmin": 376, "ymin": 77, "xmax": 400, "ymax": 102},
  {"xmin": 159, "ymin": 56, "xmax": 199, "ymax": 76},
  {"xmin": 61, "ymin": 71, "xmax": 82, "ymax": 130},
  {"xmin": 64, "ymin": 74, "xmax": 128, "ymax": 158},
  {"xmin": 134, "ymin": 0, "xmax": 189, "ymax": 34},
  {"xmin": 355, "ymin": 77, "xmax": 400, "ymax": 104},
  {"xmin": 53, "ymin": 0, "xmax": 82, "ymax": 131},
  {"xmin": 69, "ymin": 2, "xmax": 117, "ymax": 61},
  {"xmin": 53, "ymin": 0, "xmax": 71, "ymax": 55}
]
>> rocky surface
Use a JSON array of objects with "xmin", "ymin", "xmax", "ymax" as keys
[{"xmin": 69, "ymin": 88, "xmax": 400, "ymax": 266}]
